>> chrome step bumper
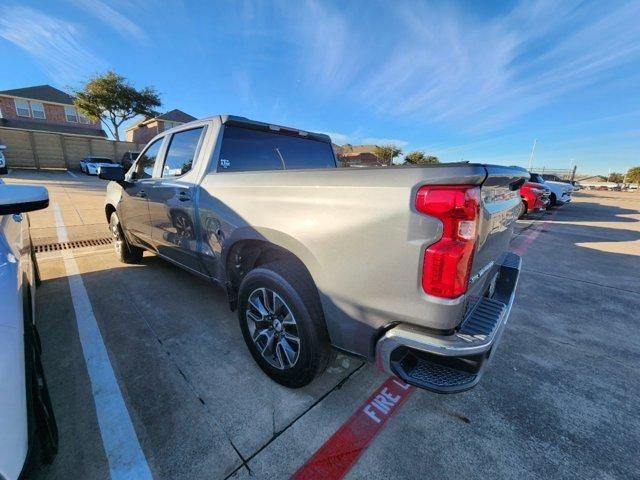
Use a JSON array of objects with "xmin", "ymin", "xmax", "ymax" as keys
[{"xmin": 375, "ymin": 252, "xmax": 522, "ymax": 394}]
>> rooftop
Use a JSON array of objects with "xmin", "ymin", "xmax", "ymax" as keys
[{"xmin": 0, "ymin": 84, "xmax": 75, "ymax": 105}]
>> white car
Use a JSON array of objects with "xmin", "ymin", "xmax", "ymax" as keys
[
  {"xmin": 79, "ymin": 156, "xmax": 115, "ymax": 175},
  {"xmin": 529, "ymin": 172, "xmax": 573, "ymax": 207},
  {"xmin": 0, "ymin": 180, "xmax": 58, "ymax": 479},
  {"xmin": 0, "ymin": 145, "xmax": 7, "ymax": 175}
]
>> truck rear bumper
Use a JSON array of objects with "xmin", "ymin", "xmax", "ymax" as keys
[{"xmin": 375, "ymin": 252, "xmax": 521, "ymax": 394}]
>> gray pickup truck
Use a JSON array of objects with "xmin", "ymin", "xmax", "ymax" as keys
[{"xmin": 100, "ymin": 115, "xmax": 527, "ymax": 394}]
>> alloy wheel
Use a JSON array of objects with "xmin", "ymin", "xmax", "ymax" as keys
[{"xmin": 246, "ymin": 287, "xmax": 301, "ymax": 370}]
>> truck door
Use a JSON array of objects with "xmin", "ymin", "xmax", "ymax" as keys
[
  {"xmin": 119, "ymin": 138, "xmax": 165, "ymax": 248},
  {"xmin": 147, "ymin": 126, "xmax": 206, "ymax": 274}
]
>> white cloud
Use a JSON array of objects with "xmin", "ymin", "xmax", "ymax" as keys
[
  {"xmin": 318, "ymin": 131, "xmax": 351, "ymax": 144},
  {"xmin": 313, "ymin": 131, "xmax": 408, "ymax": 147},
  {"xmin": 66, "ymin": 0, "xmax": 148, "ymax": 43},
  {"xmin": 0, "ymin": 5, "xmax": 106, "ymax": 85},
  {"xmin": 361, "ymin": 137, "xmax": 409, "ymax": 147},
  {"xmin": 286, "ymin": 0, "xmax": 640, "ymax": 131}
]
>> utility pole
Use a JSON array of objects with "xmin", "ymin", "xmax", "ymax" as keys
[{"xmin": 528, "ymin": 139, "xmax": 537, "ymax": 171}]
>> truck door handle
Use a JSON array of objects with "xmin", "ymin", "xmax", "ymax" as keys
[
  {"xmin": 137, "ymin": 190, "xmax": 147, "ymax": 198},
  {"xmin": 178, "ymin": 191, "xmax": 191, "ymax": 202}
]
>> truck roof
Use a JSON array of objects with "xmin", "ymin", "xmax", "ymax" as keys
[{"xmin": 213, "ymin": 115, "xmax": 332, "ymax": 144}]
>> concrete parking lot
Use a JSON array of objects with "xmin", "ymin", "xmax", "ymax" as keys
[{"xmin": 7, "ymin": 170, "xmax": 640, "ymax": 479}]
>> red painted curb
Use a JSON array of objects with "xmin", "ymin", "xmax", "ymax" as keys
[{"xmin": 290, "ymin": 377, "xmax": 415, "ymax": 480}]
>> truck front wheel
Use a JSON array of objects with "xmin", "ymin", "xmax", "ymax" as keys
[{"xmin": 237, "ymin": 261, "xmax": 333, "ymax": 388}]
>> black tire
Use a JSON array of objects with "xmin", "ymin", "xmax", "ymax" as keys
[
  {"xmin": 547, "ymin": 193, "xmax": 557, "ymax": 209},
  {"xmin": 237, "ymin": 261, "xmax": 333, "ymax": 388},
  {"xmin": 30, "ymin": 325, "xmax": 59, "ymax": 465},
  {"xmin": 109, "ymin": 212, "xmax": 143, "ymax": 264},
  {"xmin": 518, "ymin": 200, "xmax": 527, "ymax": 219},
  {"xmin": 23, "ymin": 297, "xmax": 58, "ymax": 473}
]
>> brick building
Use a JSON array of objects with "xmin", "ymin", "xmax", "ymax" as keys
[
  {"xmin": 0, "ymin": 85, "xmax": 107, "ymax": 138},
  {"xmin": 334, "ymin": 144, "xmax": 384, "ymax": 166},
  {"xmin": 125, "ymin": 109, "xmax": 196, "ymax": 144}
]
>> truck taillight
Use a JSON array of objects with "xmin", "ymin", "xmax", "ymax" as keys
[{"xmin": 416, "ymin": 185, "xmax": 480, "ymax": 299}]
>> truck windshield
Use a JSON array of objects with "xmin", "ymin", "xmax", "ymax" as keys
[{"xmin": 217, "ymin": 126, "xmax": 336, "ymax": 172}]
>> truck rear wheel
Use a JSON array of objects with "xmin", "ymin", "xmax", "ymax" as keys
[
  {"xmin": 109, "ymin": 212, "xmax": 143, "ymax": 264},
  {"xmin": 237, "ymin": 261, "xmax": 332, "ymax": 388}
]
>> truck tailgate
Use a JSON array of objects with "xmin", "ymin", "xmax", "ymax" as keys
[{"xmin": 467, "ymin": 166, "xmax": 528, "ymax": 300}]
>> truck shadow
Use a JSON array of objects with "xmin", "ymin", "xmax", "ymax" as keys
[{"xmin": 544, "ymin": 201, "xmax": 639, "ymax": 223}]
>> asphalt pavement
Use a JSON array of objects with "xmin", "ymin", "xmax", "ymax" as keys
[{"xmin": 6, "ymin": 170, "xmax": 639, "ymax": 479}]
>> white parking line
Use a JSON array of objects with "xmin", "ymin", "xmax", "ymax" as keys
[
  {"xmin": 53, "ymin": 203, "xmax": 153, "ymax": 480},
  {"xmin": 67, "ymin": 170, "xmax": 78, "ymax": 178}
]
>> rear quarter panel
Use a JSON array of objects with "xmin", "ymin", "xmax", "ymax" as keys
[{"xmin": 197, "ymin": 165, "xmax": 488, "ymax": 357}]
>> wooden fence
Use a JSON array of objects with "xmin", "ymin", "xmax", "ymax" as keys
[{"xmin": 0, "ymin": 127, "xmax": 145, "ymax": 170}]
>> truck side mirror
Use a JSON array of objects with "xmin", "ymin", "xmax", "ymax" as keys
[
  {"xmin": 0, "ymin": 184, "xmax": 49, "ymax": 215},
  {"xmin": 98, "ymin": 165, "xmax": 125, "ymax": 182}
]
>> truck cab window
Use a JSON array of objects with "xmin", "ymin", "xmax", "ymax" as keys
[
  {"xmin": 161, "ymin": 127, "xmax": 205, "ymax": 178},
  {"xmin": 217, "ymin": 125, "xmax": 336, "ymax": 172},
  {"xmin": 133, "ymin": 139, "xmax": 163, "ymax": 179}
]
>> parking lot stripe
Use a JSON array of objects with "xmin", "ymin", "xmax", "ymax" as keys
[
  {"xmin": 53, "ymin": 203, "xmax": 153, "ymax": 480},
  {"xmin": 290, "ymin": 378, "xmax": 415, "ymax": 480},
  {"xmin": 66, "ymin": 170, "xmax": 78, "ymax": 178}
]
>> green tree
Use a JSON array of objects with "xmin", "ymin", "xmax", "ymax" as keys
[
  {"xmin": 374, "ymin": 144, "xmax": 402, "ymax": 165},
  {"xmin": 608, "ymin": 172, "xmax": 624, "ymax": 183},
  {"xmin": 73, "ymin": 71, "xmax": 161, "ymax": 140},
  {"xmin": 404, "ymin": 151, "xmax": 439, "ymax": 165},
  {"xmin": 626, "ymin": 166, "xmax": 640, "ymax": 184}
]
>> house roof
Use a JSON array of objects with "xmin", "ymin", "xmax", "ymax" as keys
[
  {"xmin": 0, "ymin": 117, "xmax": 107, "ymax": 138},
  {"xmin": 0, "ymin": 84, "xmax": 75, "ymax": 105},
  {"xmin": 127, "ymin": 109, "xmax": 197, "ymax": 131},
  {"xmin": 156, "ymin": 109, "xmax": 196, "ymax": 123}
]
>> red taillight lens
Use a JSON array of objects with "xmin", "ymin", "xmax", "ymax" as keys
[{"xmin": 416, "ymin": 185, "xmax": 480, "ymax": 298}]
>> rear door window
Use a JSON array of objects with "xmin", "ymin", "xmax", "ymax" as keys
[
  {"xmin": 217, "ymin": 126, "xmax": 336, "ymax": 172},
  {"xmin": 161, "ymin": 127, "xmax": 205, "ymax": 178}
]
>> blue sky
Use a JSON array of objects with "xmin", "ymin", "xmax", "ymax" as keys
[{"xmin": 1, "ymin": 0, "xmax": 639, "ymax": 174}]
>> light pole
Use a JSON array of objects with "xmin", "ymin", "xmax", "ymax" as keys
[{"xmin": 528, "ymin": 139, "xmax": 537, "ymax": 171}]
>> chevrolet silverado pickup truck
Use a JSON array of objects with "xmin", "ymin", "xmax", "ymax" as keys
[{"xmin": 100, "ymin": 115, "xmax": 527, "ymax": 394}]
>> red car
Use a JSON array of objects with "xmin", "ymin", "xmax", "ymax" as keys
[{"xmin": 518, "ymin": 182, "xmax": 550, "ymax": 218}]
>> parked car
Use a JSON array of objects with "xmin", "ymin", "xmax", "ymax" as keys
[
  {"xmin": 0, "ymin": 145, "xmax": 7, "ymax": 175},
  {"xmin": 120, "ymin": 151, "xmax": 140, "ymax": 171},
  {"xmin": 518, "ymin": 182, "xmax": 550, "ymax": 218},
  {"xmin": 529, "ymin": 172, "xmax": 572, "ymax": 207},
  {"xmin": 543, "ymin": 174, "xmax": 582, "ymax": 191},
  {"xmin": 100, "ymin": 115, "xmax": 527, "ymax": 394},
  {"xmin": 79, "ymin": 156, "xmax": 115, "ymax": 175},
  {"xmin": 0, "ymin": 180, "xmax": 58, "ymax": 480}
]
